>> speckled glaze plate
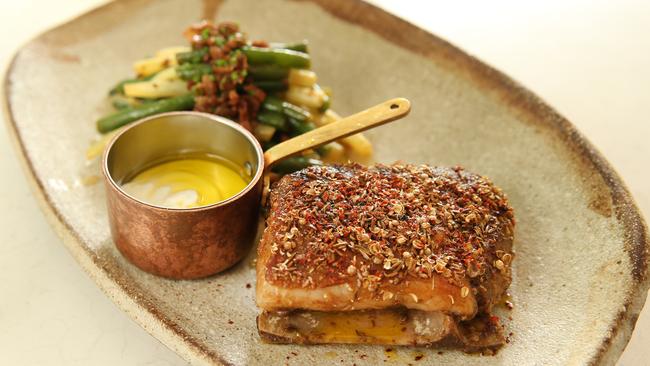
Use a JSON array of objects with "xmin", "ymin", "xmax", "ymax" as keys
[{"xmin": 3, "ymin": 0, "xmax": 649, "ymax": 365}]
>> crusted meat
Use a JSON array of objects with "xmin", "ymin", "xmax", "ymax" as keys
[{"xmin": 256, "ymin": 163, "xmax": 515, "ymax": 350}]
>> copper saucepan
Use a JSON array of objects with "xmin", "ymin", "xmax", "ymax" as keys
[{"xmin": 102, "ymin": 98, "xmax": 411, "ymax": 279}]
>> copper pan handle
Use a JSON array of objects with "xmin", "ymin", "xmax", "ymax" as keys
[{"xmin": 263, "ymin": 97, "xmax": 411, "ymax": 170}]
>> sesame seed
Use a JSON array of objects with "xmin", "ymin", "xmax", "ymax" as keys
[
  {"xmin": 347, "ymin": 265, "xmax": 357, "ymax": 275},
  {"xmin": 461, "ymin": 286, "xmax": 469, "ymax": 298}
]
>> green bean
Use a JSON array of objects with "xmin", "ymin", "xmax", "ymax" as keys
[
  {"xmin": 319, "ymin": 92, "xmax": 331, "ymax": 113},
  {"xmin": 287, "ymin": 117, "xmax": 315, "ymax": 136},
  {"xmin": 311, "ymin": 84, "xmax": 331, "ymax": 113},
  {"xmin": 109, "ymin": 79, "xmax": 138, "ymax": 96},
  {"xmin": 257, "ymin": 110, "xmax": 288, "ymax": 131},
  {"xmin": 110, "ymin": 96, "xmax": 160, "ymax": 110},
  {"xmin": 270, "ymin": 42, "xmax": 309, "ymax": 53},
  {"xmin": 139, "ymin": 98, "xmax": 159, "ymax": 105},
  {"xmin": 248, "ymin": 64, "xmax": 289, "ymax": 80},
  {"xmin": 109, "ymin": 72, "xmax": 157, "ymax": 96},
  {"xmin": 271, "ymin": 156, "xmax": 322, "ymax": 174},
  {"xmin": 314, "ymin": 143, "xmax": 330, "ymax": 157},
  {"xmin": 97, "ymin": 94, "xmax": 194, "ymax": 133},
  {"xmin": 286, "ymin": 117, "xmax": 327, "ymax": 154},
  {"xmin": 261, "ymin": 96, "xmax": 284, "ymax": 113},
  {"xmin": 282, "ymin": 102, "xmax": 310, "ymax": 122},
  {"xmin": 262, "ymin": 97, "xmax": 311, "ymax": 122},
  {"xmin": 242, "ymin": 46, "xmax": 310, "ymax": 68},
  {"xmin": 176, "ymin": 63, "xmax": 213, "ymax": 82},
  {"xmin": 111, "ymin": 96, "xmax": 135, "ymax": 110},
  {"xmin": 176, "ymin": 47, "xmax": 208, "ymax": 64},
  {"xmin": 254, "ymin": 80, "xmax": 288, "ymax": 92}
]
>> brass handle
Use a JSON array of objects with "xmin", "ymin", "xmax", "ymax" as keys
[{"xmin": 263, "ymin": 97, "xmax": 411, "ymax": 169}]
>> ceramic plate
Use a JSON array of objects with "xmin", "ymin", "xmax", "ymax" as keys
[{"xmin": 3, "ymin": 0, "xmax": 649, "ymax": 365}]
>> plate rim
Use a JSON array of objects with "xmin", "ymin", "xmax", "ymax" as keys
[{"xmin": 2, "ymin": 0, "xmax": 648, "ymax": 365}]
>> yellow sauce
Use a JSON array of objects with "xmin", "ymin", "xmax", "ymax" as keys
[
  {"xmin": 121, "ymin": 156, "xmax": 248, "ymax": 208},
  {"xmin": 312, "ymin": 311, "xmax": 407, "ymax": 343}
]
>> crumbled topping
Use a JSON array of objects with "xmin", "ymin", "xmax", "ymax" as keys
[{"xmin": 264, "ymin": 164, "xmax": 515, "ymax": 294}]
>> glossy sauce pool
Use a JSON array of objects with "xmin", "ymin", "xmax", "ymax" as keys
[{"xmin": 120, "ymin": 154, "xmax": 249, "ymax": 209}]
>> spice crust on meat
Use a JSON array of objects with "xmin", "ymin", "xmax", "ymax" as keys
[{"xmin": 261, "ymin": 164, "xmax": 515, "ymax": 300}]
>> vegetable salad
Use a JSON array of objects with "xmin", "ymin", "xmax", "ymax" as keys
[{"xmin": 91, "ymin": 21, "xmax": 372, "ymax": 173}]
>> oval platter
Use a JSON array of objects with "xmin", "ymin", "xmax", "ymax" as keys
[{"xmin": 3, "ymin": 0, "xmax": 649, "ymax": 365}]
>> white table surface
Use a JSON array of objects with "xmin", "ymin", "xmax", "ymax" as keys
[{"xmin": 1, "ymin": 1, "xmax": 648, "ymax": 365}]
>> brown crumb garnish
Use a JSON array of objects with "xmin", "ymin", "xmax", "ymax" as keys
[
  {"xmin": 264, "ymin": 164, "xmax": 515, "ymax": 295},
  {"xmin": 245, "ymin": 283, "xmax": 251, "ymax": 289},
  {"xmin": 183, "ymin": 21, "xmax": 265, "ymax": 130},
  {"xmin": 227, "ymin": 320, "xmax": 234, "ymax": 324}
]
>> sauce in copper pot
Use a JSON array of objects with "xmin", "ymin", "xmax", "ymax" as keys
[{"xmin": 121, "ymin": 154, "xmax": 248, "ymax": 208}]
